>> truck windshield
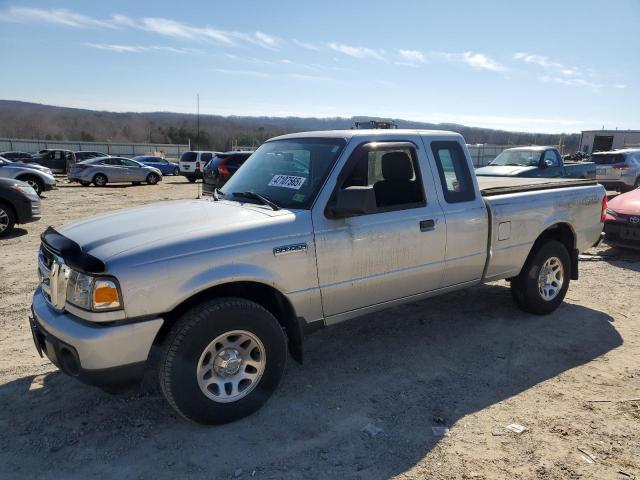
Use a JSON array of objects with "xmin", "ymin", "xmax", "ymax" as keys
[
  {"xmin": 490, "ymin": 149, "xmax": 542, "ymax": 167},
  {"xmin": 220, "ymin": 138, "xmax": 346, "ymax": 209}
]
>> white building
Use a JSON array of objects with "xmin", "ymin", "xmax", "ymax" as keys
[{"xmin": 580, "ymin": 130, "xmax": 640, "ymax": 154}]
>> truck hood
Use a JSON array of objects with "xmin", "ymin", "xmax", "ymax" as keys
[
  {"xmin": 475, "ymin": 165, "xmax": 538, "ymax": 176},
  {"xmin": 56, "ymin": 199, "xmax": 281, "ymax": 262}
]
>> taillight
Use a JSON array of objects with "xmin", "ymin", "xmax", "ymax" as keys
[
  {"xmin": 612, "ymin": 164, "xmax": 629, "ymax": 170},
  {"xmin": 195, "ymin": 161, "xmax": 201, "ymax": 172},
  {"xmin": 601, "ymin": 195, "xmax": 607, "ymax": 223},
  {"xmin": 218, "ymin": 165, "xmax": 229, "ymax": 176},
  {"xmin": 78, "ymin": 164, "xmax": 90, "ymax": 170}
]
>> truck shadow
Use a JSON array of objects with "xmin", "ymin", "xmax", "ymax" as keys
[{"xmin": 0, "ymin": 283, "xmax": 621, "ymax": 479}]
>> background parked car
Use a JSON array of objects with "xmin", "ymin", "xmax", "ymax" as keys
[
  {"xmin": 68, "ymin": 157, "xmax": 162, "ymax": 187},
  {"xmin": 0, "ymin": 178, "xmax": 41, "ymax": 237},
  {"xmin": 202, "ymin": 151, "xmax": 253, "ymax": 195},
  {"xmin": 604, "ymin": 187, "xmax": 640, "ymax": 250},
  {"xmin": 593, "ymin": 149, "xmax": 640, "ymax": 192},
  {"xmin": 476, "ymin": 146, "xmax": 595, "ymax": 179},
  {"xmin": 0, "ymin": 156, "xmax": 56, "ymax": 196},
  {"xmin": 132, "ymin": 155, "xmax": 179, "ymax": 175},
  {"xmin": 0, "ymin": 155, "xmax": 52, "ymax": 174},
  {"xmin": 23, "ymin": 149, "xmax": 76, "ymax": 173},
  {"xmin": 178, "ymin": 151, "xmax": 219, "ymax": 182},
  {"xmin": 75, "ymin": 151, "xmax": 109, "ymax": 162},
  {"xmin": 0, "ymin": 151, "xmax": 33, "ymax": 161}
]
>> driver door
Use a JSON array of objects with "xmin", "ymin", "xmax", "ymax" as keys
[{"xmin": 312, "ymin": 139, "xmax": 446, "ymax": 322}]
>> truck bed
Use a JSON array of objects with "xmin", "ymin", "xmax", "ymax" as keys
[{"xmin": 477, "ymin": 176, "xmax": 598, "ymax": 197}]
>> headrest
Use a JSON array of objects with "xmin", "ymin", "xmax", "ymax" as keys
[{"xmin": 381, "ymin": 151, "xmax": 413, "ymax": 181}]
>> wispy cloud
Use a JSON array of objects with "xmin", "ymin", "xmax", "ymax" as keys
[
  {"xmin": 0, "ymin": 6, "xmax": 282, "ymax": 50},
  {"xmin": 432, "ymin": 51, "xmax": 506, "ymax": 72},
  {"xmin": 513, "ymin": 52, "xmax": 599, "ymax": 89},
  {"xmin": 0, "ymin": 6, "xmax": 118, "ymax": 29},
  {"xmin": 85, "ymin": 43, "xmax": 199, "ymax": 54},
  {"xmin": 328, "ymin": 42, "xmax": 385, "ymax": 61},
  {"xmin": 614, "ymin": 84, "xmax": 627, "ymax": 89},
  {"xmin": 293, "ymin": 39, "xmax": 321, "ymax": 51},
  {"xmin": 398, "ymin": 49, "xmax": 425, "ymax": 63}
]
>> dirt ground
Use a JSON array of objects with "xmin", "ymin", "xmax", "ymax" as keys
[{"xmin": 0, "ymin": 176, "xmax": 638, "ymax": 480}]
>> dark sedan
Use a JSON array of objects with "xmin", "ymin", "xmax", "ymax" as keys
[
  {"xmin": 0, "ymin": 177, "xmax": 41, "ymax": 237},
  {"xmin": 202, "ymin": 151, "xmax": 253, "ymax": 195}
]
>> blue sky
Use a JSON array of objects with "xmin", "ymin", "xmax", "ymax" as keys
[{"xmin": 0, "ymin": 0, "xmax": 637, "ymax": 133}]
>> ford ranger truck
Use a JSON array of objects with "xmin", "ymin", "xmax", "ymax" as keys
[{"xmin": 29, "ymin": 130, "xmax": 606, "ymax": 424}]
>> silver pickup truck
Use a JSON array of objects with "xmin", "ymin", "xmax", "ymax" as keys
[{"xmin": 29, "ymin": 129, "xmax": 606, "ymax": 424}]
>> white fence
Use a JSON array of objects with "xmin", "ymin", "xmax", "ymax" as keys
[{"xmin": 0, "ymin": 138, "xmax": 190, "ymax": 160}]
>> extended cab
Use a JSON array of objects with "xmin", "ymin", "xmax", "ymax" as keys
[
  {"xmin": 476, "ymin": 146, "xmax": 595, "ymax": 179},
  {"xmin": 24, "ymin": 149, "xmax": 76, "ymax": 174},
  {"xmin": 29, "ymin": 130, "xmax": 606, "ymax": 424}
]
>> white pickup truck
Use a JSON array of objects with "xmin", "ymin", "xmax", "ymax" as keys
[{"xmin": 29, "ymin": 129, "xmax": 606, "ymax": 424}]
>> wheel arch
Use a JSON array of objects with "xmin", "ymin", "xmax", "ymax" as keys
[
  {"xmin": 525, "ymin": 222, "xmax": 578, "ymax": 280},
  {"xmin": 15, "ymin": 172, "xmax": 43, "ymax": 186},
  {"xmin": 155, "ymin": 281, "xmax": 303, "ymax": 363}
]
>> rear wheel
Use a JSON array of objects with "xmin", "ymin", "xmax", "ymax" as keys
[
  {"xmin": 511, "ymin": 240, "xmax": 571, "ymax": 315},
  {"xmin": 146, "ymin": 173, "xmax": 160, "ymax": 185},
  {"xmin": 173, "ymin": 167, "xmax": 180, "ymax": 175},
  {"xmin": 0, "ymin": 201, "xmax": 16, "ymax": 237},
  {"xmin": 187, "ymin": 177, "xmax": 196, "ymax": 183},
  {"xmin": 80, "ymin": 181, "xmax": 91, "ymax": 187},
  {"xmin": 93, "ymin": 174, "xmax": 108, "ymax": 187},
  {"xmin": 158, "ymin": 298, "xmax": 287, "ymax": 425}
]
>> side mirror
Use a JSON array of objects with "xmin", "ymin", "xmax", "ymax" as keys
[
  {"xmin": 327, "ymin": 186, "xmax": 377, "ymax": 218},
  {"xmin": 544, "ymin": 159, "xmax": 554, "ymax": 168}
]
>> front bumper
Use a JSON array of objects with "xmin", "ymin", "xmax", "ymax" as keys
[
  {"xmin": 30, "ymin": 288, "xmax": 164, "ymax": 388},
  {"xmin": 603, "ymin": 220, "xmax": 640, "ymax": 250}
]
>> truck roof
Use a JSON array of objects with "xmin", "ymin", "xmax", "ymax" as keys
[
  {"xmin": 503, "ymin": 145, "xmax": 555, "ymax": 151},
  {"xmin": 592, "ymin": 148, "xmax": 640, "ymax": 154},
  {"xmin": 270, "ymin": 129, "xmax": 462, "ymax": 142}
]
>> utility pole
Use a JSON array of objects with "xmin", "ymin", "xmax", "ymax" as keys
[{"xmin": 196, "ymin": 93, "xmax": 200, "ymax": 150}]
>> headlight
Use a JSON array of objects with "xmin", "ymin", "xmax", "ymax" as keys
[
  {"xmin": 13, "ymin": 184, "xmax": 39, "ymax": 201},
  {"xmin": 66, "ymin": 270, "xmax": 122, "ymax": 311}
]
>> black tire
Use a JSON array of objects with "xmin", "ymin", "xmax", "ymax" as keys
[
  {"xmin": 510, "ymin": 240, "xmax": 571, "ymax": 315},
  {"xmin": 80, "ymin": 181, "xmax": 91, "ymax": 187},
  {"xmin": 18, "ymin": 175, "xmax": 43, "ymax": 196},
  {"xmin": 159, "ymin": 298, "xmax": 287, "ymax": 425},
  {"xmin": 132, "ymin": 181, "xmax": 142, "ymax": 186},
  {"xmin": 0, "ymin": 201, "xmax": 16, "ymax": 238},
  {"xmin": 187, "ymin": 177, "xmax": 196, "ymax": 183},
  {"xmin": 173, "ymin": 167, "xmax": 180, "ymax": 175},
  {"xmin": 146, "ymin": 173, "xmax": 160, "ymax": 185},
  {"xmin": 93, "ymin": 174, "xmax": 108, "ymax": 187}
]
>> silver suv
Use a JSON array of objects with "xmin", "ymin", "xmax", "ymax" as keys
[{"xmin": 593, "ymin": 149, "xmax": 640, "ymax": 191}]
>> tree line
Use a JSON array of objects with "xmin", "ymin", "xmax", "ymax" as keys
[{"xmin": 0, "ymin": 100, "xmax": 580, "ymax": 151}]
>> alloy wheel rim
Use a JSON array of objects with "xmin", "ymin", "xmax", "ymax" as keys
[
  {"xmin": 0, "ymin": 208, "xmax": 8, "ymax": 232},
  {"xmin": 27, "ymin": 179, "xmax": 39, "ymax": 193},
  {"xmin": 96, "ymin": 176, "xmax": 106, "ymax": 185},
  {"xmin": 538, "ymin": 256, "xmax": 564, "ymax": 301},
  {"xmin": 196, "ymin": 330, "xmax": 266, "ymax": 403}
]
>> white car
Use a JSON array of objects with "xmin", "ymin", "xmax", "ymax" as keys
[{"xmin": 178, "ymin": 151, "xmax": 220, "ymax": 182}]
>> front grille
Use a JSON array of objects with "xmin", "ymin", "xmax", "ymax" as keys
[{"xmin": 38, "ymin": 244, "xmax": 70, "ymax": 311}]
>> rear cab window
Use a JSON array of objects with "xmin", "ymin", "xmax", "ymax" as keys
[
  {"xmin": 592, "ymin": 153, "xmax": 625, "ymax": 165},
  {"xmin": 430, "ymin": 141, "xmax": 475, "ymax": 203}
]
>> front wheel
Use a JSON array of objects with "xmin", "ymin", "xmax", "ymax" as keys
[
  {"xmin": 0, "ymin": 201, "xmax": 16, "ymax": 238},
  {"xmin": 173, "ymin": 167, "xmax": 180, "ymax": 175},
  {"xmin": 511, "ymin": 240, "xmax": 571, "ymax": 315},
  {"xmin": 146, "ymin": 173, "xmax": 160, "ymax": 185},
  {"xmin": 159, "ymin": 298, "xmax": 287, "ymax": 424},
  {"xmin": 21, "ymin": 176, "xmax": 43, "ymax": 196}
]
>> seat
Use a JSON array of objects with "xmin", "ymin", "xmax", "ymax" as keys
[{"xmin": 373, "ymin": 151, "xmax": 421, "ymax": 207}]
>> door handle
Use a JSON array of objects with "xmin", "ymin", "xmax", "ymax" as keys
[{"xmin": 419, "ymin": 219, "xmax": 435, "ymax": 232}]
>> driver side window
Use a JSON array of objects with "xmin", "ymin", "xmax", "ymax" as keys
[
  {"xmin": 339, "ymin": 143, "xmax": 425, "ymax": 212},
  {"xmin": 543, "ymin": 150, "xmax": 559, "ymax": 166}
]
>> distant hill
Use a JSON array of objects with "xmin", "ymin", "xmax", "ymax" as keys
[{"xmin": 0, "ymin": 100, "xmax": 579, "ymax": 151}]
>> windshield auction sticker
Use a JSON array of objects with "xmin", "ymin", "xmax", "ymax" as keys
[{"xmin": 268, "ymin": 175, "xmax": 306, "ymax": 190}]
